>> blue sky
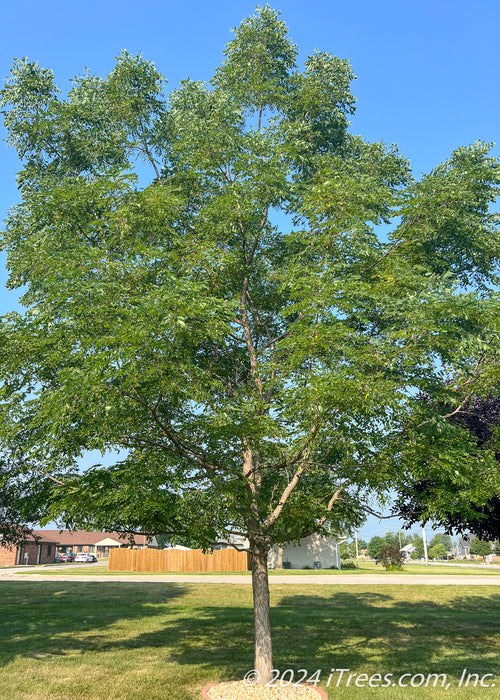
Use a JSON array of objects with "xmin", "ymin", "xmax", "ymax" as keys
[
  {"xmin": 2, "ymin": 0, "xmax": 499, "ymax": 305},
  {"xmin": 1, "ymin": 0, "xmax": 498, "ymax": 540}
]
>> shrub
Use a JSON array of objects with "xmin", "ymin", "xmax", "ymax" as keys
[
  {"xmin": 379, "ymin": 543, "xmax": 405, "ymax": 571},
  {"xmin": 340, "ymin": 560, "xmax": 357, "ymax": 569}
]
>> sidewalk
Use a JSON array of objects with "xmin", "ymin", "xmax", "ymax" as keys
[{"xmin": 2, "ymin": 571, "xmax": 499, "ymax": 585}]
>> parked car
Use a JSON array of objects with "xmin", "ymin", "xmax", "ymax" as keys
[
  {"xmin": 74, "ymin": 553, "xmax": 98, "ymax": 563},
  {"xmin": 59, "ymin": 552, "xmax": 76, "ymax": 562}
]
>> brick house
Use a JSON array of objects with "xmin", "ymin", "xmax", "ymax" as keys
[
  {"xmin": 0, "ymin": 530, "xmax": 157, "ymax": 565},
  {"xmin": 41, "ymin": 530, "xmax": 157, "ymax": 558},
  {"xmin": 0, "ymin": 532, "xmax": 59, "ymax": 566}
]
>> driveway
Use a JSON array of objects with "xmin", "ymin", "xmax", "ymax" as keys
[{"xmin": 0, "ymin": 561, "xmax": 107, "ymax": 577}]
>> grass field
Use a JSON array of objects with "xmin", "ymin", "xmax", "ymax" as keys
[
  {"xmin": 21, "ymin": 560, "xmax": 500, "ymax": 577},
  {"xmin": 0, "ymin": 581, "xmax": 498, "ymax": 699}
]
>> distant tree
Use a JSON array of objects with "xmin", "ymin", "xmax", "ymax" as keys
[
  {"xmin": 155, "ymin": 534, "xmax": 170, "ymax": 550},
  {"xmin": 429, "ymin": 533, "xmax": 453, "ymax": 552},
  {"xmin": 370, "ymin": 531, "xmax": 427, "ymax": 559},
  {"xmin": 356, "ymin": 538, "xmax": 368, "ymax": 551},
  {"xmin": 470, "ymin": 538, "xmax": 493, "ymax": 562},
  {"xmin": 367, "ymin": 536, "xmax": 385, "ymax": 560},
  {"xmin": 340, "ymin": 541, "xmax": 355, "ymax": 559},
  {"xmin": 157, "ymin": 533, "xmax": 204, "ymax": 549},
  {"xmin": 383, "ymin": 532, "xmax": 400, "ymax": 547},
  {"xmin": 411, "ymin": 536, "xmax": 425, "ymax": 558},
  {"xmin": 428, "ymin": 543, "xmax": 447, "ymax": 560},
  {"xmin": 399, "ymin": 531, "xmax": 416, "ymax": 547}
]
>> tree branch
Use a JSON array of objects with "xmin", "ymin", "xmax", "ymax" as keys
[
  {"xmin": 297, "ymin": 486, "xmax": 346, "ymax": 539},
  {"xmin": 263, "ymin": 426, "xmax": 320, "ymax": 528},
  {"xmin": 121, "ymin": 388, "xmax": 219, "ymax": 472},
  {"xmin": 240, "ymin": 277, "xmax": 264, "ymax": 398},
  {"xmin": 360, "ymin": 235, "xmax": 405, "ymax": 275}
]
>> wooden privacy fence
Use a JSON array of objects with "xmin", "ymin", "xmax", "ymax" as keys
[{"xmin": 109, "ymin": 547, "xmax": 249, "ymax": 572}]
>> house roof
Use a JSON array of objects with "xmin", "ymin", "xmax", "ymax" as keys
[
  {"xmin": 31, "ymin": 530, "xmax": 151, "ymax": 546},
  {"xmin": 16, "ymin": 532, "xmax": 60, "ymax": 544}
]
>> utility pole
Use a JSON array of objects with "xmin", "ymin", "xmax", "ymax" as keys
[
  {"xmin": 354, "ymin": 529, "xmax": 359, "ymax": 566},
  {"xmin": 422, "ymin": 526, "xmax": 429, "ymax": 566}
]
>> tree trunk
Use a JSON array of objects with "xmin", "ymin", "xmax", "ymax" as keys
[{"xmin": 250, "ymin": 547, "xmax": 273, "ymax": 685}]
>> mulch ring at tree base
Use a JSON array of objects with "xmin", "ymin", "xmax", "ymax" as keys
[{"xmin": 202, "ymin": 681, "xmax": 327, "ymax": 699}]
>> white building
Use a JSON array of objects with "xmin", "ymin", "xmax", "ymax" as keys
[
  {"xmin": 268, "ymin": 533, "xmax": 343, "ymax": 570},
  {"xmin": 400, "ymin": 544, "xmax": 416, "ymax": 561},
  {"xmin": 216, "ymin": 532, "xmax": 345, "ymax": 569}
]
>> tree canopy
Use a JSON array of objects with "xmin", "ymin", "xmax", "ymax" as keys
[
  {"xmin": 428, "ymin": 533, "xmax": 453, "ymax": 552},
  {"xmin": 428, "ymin": 543, "xmax": 447, "ymax": 560},
  {"xmin": 1, "ymin": 4, "xmax": 500, "ymax": 683},
  {"xmin": 396, "ymin": 396, "xmax": 500, "ymax": 538},
  {"xmin": 470, "ymin": 537, "xmax": 494, "ymax": 559}
]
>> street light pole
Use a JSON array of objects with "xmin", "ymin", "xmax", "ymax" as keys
[{"xmin": 422, "ymin": 526, "xmax": 429, "ymax": 566}]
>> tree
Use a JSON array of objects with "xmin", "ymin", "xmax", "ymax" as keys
[
  {"xmin": 428, "ymin": 543, "xmax": 447, "ymax": 560},
  {"xmin": 367, "ymin": 537, "xmax": 386, "ymax": 560},
  {"xmin": 339, "ymin": 540, "xmax": 355, "ymax": 559},
  {"xmin": 470, "ymin": 537, "xmax": 493, "ymax": 562},
  {"xmin": 367, "ymin": 531, "xmax": 412, "ymax": 560},
  {"xmin": 410, "ymin": 535, "xmax": 425, "ymax": 558},
  {"xmin": 1, "ymin": 5, "xmax": 500, "ymax": 685},
  {"xmin": 382, "ymin": 531, "xmax": 400, "ymax": 547},
  {"xmin": 0, "ymin": 452, "xmax": 52, "ymax": 546},
  {"xmin": 396, "ymin": 396, "xmax": 500, "ymax": 539},
  {"xmin": 155, "ymin": 532, "xmax": 200, "ymax": 549},
  {"xmin": 429, "ymin": 533, "xmax": 453, "ymax": 552}
]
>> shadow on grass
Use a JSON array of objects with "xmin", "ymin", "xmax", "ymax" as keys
[
  {"xmin": 271, "ymin": 590, "xmax": 500, "ymax": 680},
  {"xmin": 117, "ymin": 588, "xmax": 500, "ymax": 683},
  {"xmin": 1, "ymin": 583, "xmax": 499, "ymax": 687},
  {"xmin": 0, "ymin": 581, "xmax": 188, "ymax": 665}
]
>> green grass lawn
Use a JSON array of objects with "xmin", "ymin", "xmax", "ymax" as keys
[
  {"xmin": 22, "ymin": 560, "xmax": 500, "ymax": 576},
  {"xmin": 0, "ymin": 581, "xmax": 498, "ymax": 699}
]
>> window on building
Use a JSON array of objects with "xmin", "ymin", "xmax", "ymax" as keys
[{"xmin": 47, "ymin": 545, "xmax": 52, "ymax": 556}]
